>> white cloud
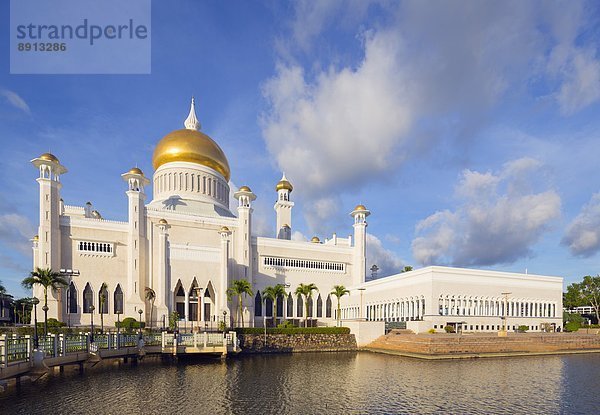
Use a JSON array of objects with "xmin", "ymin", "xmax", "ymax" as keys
[
  {"xmin": 0, "ymin": 213, "xmax": 36, "ymax": 256},
  {"xmin": 412, "ymin": 159, "xmax": 561, "ymax": 267},
  {"xmin": 367, "ymin": 233, "xmax": 404, "ymax": 277},
  {"xmin": 291, "ymin": 231, "xmax": 308, "ymax": 242},
  {"xmin": 562, "ymin": 193, "xmax": 600, "ymax": 257},
  {"xmin": 0, "ymin": 89, "xmax": 30, "ymax": 114}
]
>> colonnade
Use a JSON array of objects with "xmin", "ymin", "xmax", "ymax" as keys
[{"xmin": 437, "ymin": 295, "xmax": 557, "ymax": 318}]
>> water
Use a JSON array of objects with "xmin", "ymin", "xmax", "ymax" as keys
[{"xmin": 1, "ymin": 352, "xmax": 599, "ymax": 414}]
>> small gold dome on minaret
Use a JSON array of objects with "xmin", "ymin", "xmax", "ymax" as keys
[
  {"xmin": 39, "ymin": 152, "xmax": 59, "ymax": 163},
  {"xmin": 238, "ymin": 185, "xmax": 252, "ymax": 192},
  {"xmin": 275, "ymin": 173, "xmax": 293, "ymax": 192},
  {"xmin": 158, "ymin": 218, "xmax": 168, "ymax": 225},
  {"xmin": 311, "ymin": 236, "xmax": 320, "ymax": 243},
  {"xmin": 152, "ymin": 98, "xmax": 231, "ymax": 181},
  {"xmin": 128, "ymin": 167, "xmax": 144, "ymax": 175}
]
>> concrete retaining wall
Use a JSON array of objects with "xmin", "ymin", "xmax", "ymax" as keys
[{"xmin": 237, "ymin": 333, "xmax": 357, "ymax": 354}]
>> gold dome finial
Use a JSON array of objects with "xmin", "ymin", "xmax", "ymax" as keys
[
  {"xmin": 311, "ymin": 236, "xmax": 320, "ymax": 243},
  {"xmin": 276, "ymin": 172, "xmax": 293, "ymax": 192},
  {"xmin": 184, "ymin": 97, "xmax": 201, "ymax": 131}
]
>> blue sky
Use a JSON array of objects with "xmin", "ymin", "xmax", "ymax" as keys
[{"xmin": 1, "ymin": 0, "xmax": 600, "ymax": 298}]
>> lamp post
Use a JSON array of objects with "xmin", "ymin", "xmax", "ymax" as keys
[
  {"xmin": 42, "ymin": 304, "xmax": 49, "ymax": 336},
  {"xmin": 32, "ymin": 297, "xmax": 40, "ymax": 349},
  {"xmin": 60, "ymin": 268, "xmax": 80, "ymax": 328},
  {"xmin": 501, "ymin": 292, "xmax": 512, "ymax": 335},
  {"xmin": 138, "ymin": 308, "xmax": 143, "ymax": 336},
  {"xmin": 196, "ymin": 287, "xmax": 203, "ymax": 332},
  {"xmin": 263, "ymin": 315, "xmax": 267, "ymax": 348},
  {"xmin": 116, "ymin": 310, "xmax": 122, "ymax": 349},
  {"xmin": 223, "ymin": 310, "xmax": 227, "ymax": 334},
  {"xmin": 89, "ymin": 304, "xmax": 95, "ymax": 343}
]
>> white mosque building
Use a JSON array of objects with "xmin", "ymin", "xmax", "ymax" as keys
[{"xmin": 30, "ymin": 99, "xmax": 563, "ymax": 333}]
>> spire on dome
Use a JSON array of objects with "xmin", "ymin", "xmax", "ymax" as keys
[{"xmin": 184, "ymin": 97, "xmax": 201, "ymax": 131}]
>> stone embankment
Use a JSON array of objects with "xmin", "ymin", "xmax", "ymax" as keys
[
  {"xmin": 237, "ymin": 333, "xmax": 357, "ymax": 354},
  {"xmin": 365, "ymin": 331, "xmax": 600, "ymax": 359}
]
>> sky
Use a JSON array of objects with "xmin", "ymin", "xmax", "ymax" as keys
[{"xmin": 1, "ymin": 0, "xmax": 600, "ymax": 298}]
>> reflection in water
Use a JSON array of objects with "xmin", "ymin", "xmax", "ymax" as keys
[{"xmin": 1, "ymin": 352, "xmax": 599, "ymax": 414}]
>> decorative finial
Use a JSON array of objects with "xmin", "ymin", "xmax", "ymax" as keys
[{"xmin": 184, "ymin": 96, "xmax": 201, "ymax": 131}]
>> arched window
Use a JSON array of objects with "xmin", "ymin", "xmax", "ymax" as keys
[
  {"xmin": 316, "ymin": 294, "xmax": 323, "ymax": 318},
  {"xmin": 114, "ymin": 284, "xmax": 124, "ymax": 314},
  {"xmin": 307, "ymin": 296, "xmax": 313, "ymax": 318},
  {"xmin": 98, "ymin": 284, "xmax": 109, "ymax": 314},
  {"xmin": 83, "ymin": 283, "xmax": 93, "ymax": 313},
  {"xmin": 254, "ymin": 291, "xmax": 262, "ymax": 317},
  {"xmin": 296, "ymin": 294, "xmax": 303, "ymax": 317},
  {"xmin": 68, "ymin": 282, "xmax": 78, "ymax": 314},
  {"xmin": 276, "ymin": 294, "xmax": 284, "ymax": 318},
  {"xmin": 326, "ymin": 295, "xmax": 332, "ymax": 318},
  {"xmin": 265, "ymin": 296, "xmax": 273, "ymax": 317},
  {"xmin": 287, "ymin": 293, "xmax": 294, "ymax": 317}
]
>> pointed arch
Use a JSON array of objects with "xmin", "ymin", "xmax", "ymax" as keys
[
  {"xmin": 307, "ymin": 295, "xmax": 314, "ymax": 318},
  {"xmin": 296, "ymin": 294, "xmax": 303, "ymax": 317},
  {"xmin": 83, "ymin": 283, "xmax": 93, "ymax": 313},
  {"xmin": 276, "ymin": 293, "xmax": 284, "ymax": 318},
  {"xmin": 174, "ymin": 279, "xmax": 185, "ymax": 318},
  {"xmin": 326, "ymin": 294, "xmax": 332, "ymax": 318},
  {"xmin": 265, "ymin": 296, "xmax": 273, "ymax": 317},
  {"xmin": 114, "ymin": 284, "xmax": 124, "ymax": 314},
  {"xmin": 204, "ymin": 281, "xmax": 216, "ymax": 322},
  {"xmin": 68, "ymin": 281, "xmax": 78, "ymax": 314},
  {"xmin": 316, "ymin": 294, "xmax": 323, "ymax": 318},
  {"xmin": 98, "ymin": 284, "xmax": 109, "ymax": 314},
  {"xmin": 189, "ymin": 278, "xmax": 199, "ymax": 321},
  {"xmin": 287, "ymin": 293, "xmax": 294, "ymax": 318},
  {"xmin": 255, "ymin": 291, "xmax": 262, "ymax": 317}
]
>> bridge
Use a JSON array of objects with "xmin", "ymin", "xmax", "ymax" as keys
[{"xmin": 0, "ymin": 331, "xmax": 240, "ymax": 383}]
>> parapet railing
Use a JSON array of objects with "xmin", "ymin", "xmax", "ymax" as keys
[{"xmin": 161, "ymin": 331, "xmax": 237, "ymax": 349}]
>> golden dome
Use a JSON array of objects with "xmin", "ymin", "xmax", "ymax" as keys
[
  {"xmin": 158, "ymin": 218, "xmax": 168, "ymax": 225},
  {"xmin": 39, "ymin": 152, "xmax": 59, "ymax": 163},
  {"xmin": 276, "ymin": 173, "xmax": 293, "ymax": 192},
  {"xmin": 311, "ymin": 236, "xmax": 320, "ymax": 243},
  {"xmin": 220, "ymin": 226, "xmax": 230, "ymax": 232},
  {"xmin": 33, "ymin": 234, "xmax": 39, "ymax": 241},
  {"xmin": 128, "ymin": 167, "xmax": 144, "ymax": 175},
  {"xmin": 152, "ymin": 129, "xmax": 230, "ymax": 181},
  {"xmin": 354, "ymin": 204, "xmax": 367, "ymax": 211},
  {"xmin": 282, "ymin": 224, "xmax": 290, "ymax": 228},
  {"xmin": 239, "ymin": 185, "xmax": 252, "ymax": 192}
]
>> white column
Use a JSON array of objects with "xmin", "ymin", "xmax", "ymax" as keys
[{"xmin": 184, "ymin": 290, "xmax": 189, "ymax": 322}]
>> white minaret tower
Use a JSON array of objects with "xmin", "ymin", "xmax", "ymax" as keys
[
  {"xmin": 350, "ymin": 204, "xmax": 370, "ymax": 286},
  {"xmin": 31, "ymin": 152, "xmax": 67, "ymax": 318},
  {"xmin": 274, "ymin": 173, "xmax": 294, "ymax": 239},
  {"xmin": 121, "ymin": 167, "xmax": 150, "ymax": 314},
  {"xmin": 233, "ymin": 185, "xmax": 256, "ymax": 322}
]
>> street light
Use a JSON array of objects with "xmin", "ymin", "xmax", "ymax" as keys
[
  {"xmin": 223, "ymin": 310, "xmax": 227, "ymax": 334},
  {"xmin": 89, "ymin": 305, "xmax": 95, "ymax": 343},
  {"xmin": 116, "ymin": 310, "xmax": 122, "ymax": 349},
  {"xmin": 32, "ymin": 297, "xmax": 40, "ymax": 349},
  {"xmin": 138, "ymin": 308, "xmax": 143, "ymax": 336},
  {"xmin": 42, "ymin": 304, "xmax": 49, "ymax": 336}
]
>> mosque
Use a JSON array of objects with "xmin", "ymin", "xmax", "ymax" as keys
[{"xmin": 30, "ymin": 99, "xmax": 563, "ymax": 333}]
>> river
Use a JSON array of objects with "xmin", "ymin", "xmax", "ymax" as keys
[{"xmin": 1, "ymin": 352, "xmax": 599, "ymax": 414}]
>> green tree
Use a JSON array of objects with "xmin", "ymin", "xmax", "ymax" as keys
[
  {"xmin": 262, "ymin": 284, "xmax": 286, "ymax": 326},
  {"xmin": 331, "ymin": 285, "xmax": 350, "ymax": 326},
  {"xmin": 145, "ymin": 287, "xmax": 156, "ymax": 329},
  {"xmin": 564, "ymin": 282, "xmax": 585, "ymax": 310},
  {"xmin": 295, "ymin": 283, "xmax": 318, "ymax": 327},
  {"xmin": 22, "ymin": 267, "xmax": 68, "ymax": 335},
  {"xmin": 226, "ymin": 279, "xmax": 253, "ymax": 328},
  {"xmin": 580, "ymin": 275, "xmax": 600, "ymax": 323},
  {"xmin": 99, "ymin": 282, "xmax": 108, "ymax": 333},
  {"xmin": 15, "ymin": 297, "xmax": 33, "ymax": 324},
  {"xmin": 401, "ymin": 266, "xmax": 413, "ymax": 273}
]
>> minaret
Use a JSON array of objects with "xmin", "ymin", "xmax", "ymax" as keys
[
  {"xmin": 350, "ymin": 204, "xmax": 370, "ymax": 286},
  {"xmin": 121, "ymin": 167, "xmax": 150, "ymax": 313},
  {"xmin": 274, "ymin": 173, "xmax": 294, "ymax": 239},
  {"xmin": 233, "ymin": 185, "xmax": 256, "ymax": 321},
  {"xmin": 30, "ymin": 153, "xmax": 67, "ymax": 319}
]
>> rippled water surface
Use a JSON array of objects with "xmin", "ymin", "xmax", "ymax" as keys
[{"xmin": 2, "ymin": 352, "xmax": 599, "ymax": 414}]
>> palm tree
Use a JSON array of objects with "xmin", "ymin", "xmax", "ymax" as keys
[
  {"xmin": 99, "ymin": 282, "xmax": 108, "ymax": 333},
  {"xmin": 262, "ymin": 284, "xmax": 287, "ymax": 327},
  {"xmin": 226, "ymin": 279, "xmax": 253, "ymax": 327},
  {"xmin": 331, "ymin": 285, "xmax": 350, "ymax": 326},
  {"xmin": 145, "ymin": 287, "xmax": 156, "ymax": 329},
  {"xmin": 295, "ymin": 283, "xmax": 318, "ymax": 327},
  {"xmin": 22, "ymin": 267, "xmax": 68, "ymax": 335}
]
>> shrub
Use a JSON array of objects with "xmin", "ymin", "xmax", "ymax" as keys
[
  {"xmin": 168, "ymin": 311, "xmax": 179, "ymax": 331},
  {"xmin": 444, "ymin": 325, "xmax": 455, "ymax": 333},
  {"xmin": 116, "ymin": 317, "xmax": 145, "ymax": 332},
  {"xmin": 428, "ymin": 328, "xmax": 436, "ymax": 334},
  {"xmin": 235, "ymin": 327, "xmax": 351, "ymax": 335},
  {"xmin": 517, "ymin": 325, "xmax": 529, "ymax": 333},
  {"xmin": 564, "ymin": 321, "xmax": 581, "ymax": 332}
]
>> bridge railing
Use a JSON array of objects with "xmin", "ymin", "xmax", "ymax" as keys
[
  {"xmin": 160, "ymin": 331, "xmax": 237, "ymax": 350},
  {"xmin": 0, "ymin": 335, "xmax": 32, "ymax": 367}
]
